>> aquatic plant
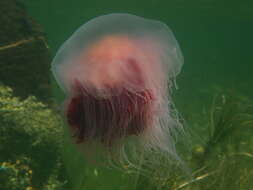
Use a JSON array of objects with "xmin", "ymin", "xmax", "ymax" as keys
[
  {"xmin": 0, "ymin": 0, "xmax": 51, "ymax": 102},
  {"xmin": 173, "ymin": 91, "xmax": 253, "ymax": 190},
  {"xmin": 0, "ymin": 157, "xmax": 33, "ymax": 190},
  {"xmin": 0, "ymin": 85, "xmax": 67, "ymax": 190}
]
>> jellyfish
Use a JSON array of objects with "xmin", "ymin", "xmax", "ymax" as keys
[{"xmin": 51, "ymin": 13, "xmax": 184, "ymax": 171}]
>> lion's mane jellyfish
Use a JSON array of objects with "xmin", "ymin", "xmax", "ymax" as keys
[{"xmin": 51, "ymin": 13, "xmax": 184, "ymax": 169}]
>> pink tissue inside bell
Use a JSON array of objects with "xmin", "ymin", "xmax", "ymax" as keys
[{"xmin": 64, "ymin": 35, "xmax": 163, "ymax": 145}]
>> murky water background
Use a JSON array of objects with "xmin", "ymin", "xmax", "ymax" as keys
[
  {"xmin": 23, "ymin": 0, "xmax": 253, "ymax": 107},
  {"xmin": 4, "ymin": 0, "xmax": 252, "ymax": 189}
]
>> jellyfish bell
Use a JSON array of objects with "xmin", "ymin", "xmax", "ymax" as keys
[{"xmin": 51, "ymin": 13, "xmax": 184, "ymax": 170}]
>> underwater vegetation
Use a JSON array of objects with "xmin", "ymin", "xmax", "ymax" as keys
[
  {"xmin": 0, "ymin": 86, "xmax": 68, "ymax": 190},
  {"xmin": 1, "ymin": 84, "xmax": 253, "ymax": 190},
  {"xmin": 173, "ymin": 91, "xmax": 253, "ymax": 190},
  {"xmin": 0, "ymin": 0, "xmax": 51, "ymax": 102}
]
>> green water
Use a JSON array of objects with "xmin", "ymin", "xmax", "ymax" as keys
[
  {"xmin": 23, "ymin": 0, "xmax": 253, "ymax": 107},
  {"xmin": 8, "ymin": 0, "xmax": 253, "ymax": 189}
]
